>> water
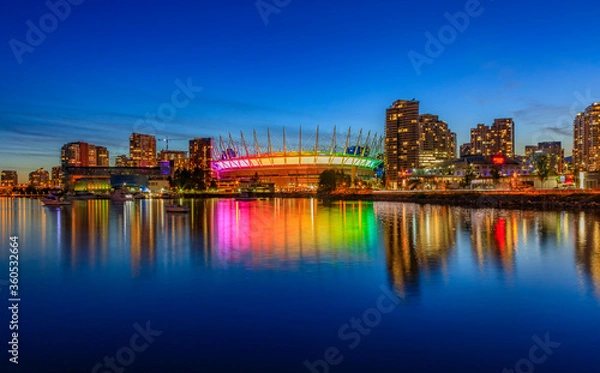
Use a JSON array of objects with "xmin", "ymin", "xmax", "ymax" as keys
[{"xmin": 0, "ymin": 197, "xmax": 599, "ymax": 373}]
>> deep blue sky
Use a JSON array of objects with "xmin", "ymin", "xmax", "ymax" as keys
[{"xmin": 1, "ymin": 0, "xmax": 599, "ymax": 181}]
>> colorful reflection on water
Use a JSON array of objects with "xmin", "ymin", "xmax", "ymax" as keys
[{"xmin": 1, "ymin": 197, "xmax": 600, "ymax": 372}]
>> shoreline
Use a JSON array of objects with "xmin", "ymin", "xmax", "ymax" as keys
[
  {"xmin": 187, "ymin": 190, "xmax": 600, "ymax": 211},
  {"xmin": 7, "ymin": 190, "xmax": 600, "ymax": 212}
]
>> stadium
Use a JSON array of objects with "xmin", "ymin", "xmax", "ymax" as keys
[{"xmin": 211, "ymin": 126, "xmax": 384, "ymax": 189}]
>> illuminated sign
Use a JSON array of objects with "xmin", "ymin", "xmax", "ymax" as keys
[{"xmin": 492, "ymin": 155, "xmax": 506, "ymax": 166}]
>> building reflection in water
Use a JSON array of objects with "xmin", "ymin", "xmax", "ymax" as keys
[
  {"xmin": 378, "ymin": 204, "xmax": 584, "ymax": 298},
  {"xmin": 575, "ymin": 212, "xmax": 600, "ymax": 298},
  {"xmin": 377, "ymin": 203, "xmax": 456, "ymax": 299},
  {"xmin": 206, "ymin": 199, "xmax": 378, "ymax": 270},
  {"xmin": 53, "ymin": 200, "xmax": 161, "ymax": 277},
  {"xmin": 43, "ymin": 198, "xmax": 378, "ymax": 274},
  {"xmin": 1, "ymin": 198, "xmax": 53, "ymax": 264},
  {"xmin": 58, "ymin": 200, "xmax": 110, "ymax": 270},
  {"xmin": 13, "ymin": 196, "xmax": 600, "ymax": 300},
  {"xmin": 466, "ymin": 209, "xmax": 518, "ymax": 275}
]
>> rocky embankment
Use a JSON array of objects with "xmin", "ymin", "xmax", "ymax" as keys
[
  {"xmin": 316, "ymin": 190, "xmax": 600, "ymax": 211},
  {"xmin": 182, "ymin": 190, "xmax": 600, "ymax": 211}
]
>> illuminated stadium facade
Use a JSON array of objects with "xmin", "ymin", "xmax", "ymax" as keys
[{"xmin": 211, "ymin": 126, "xmax": 384, "ymax": 188}]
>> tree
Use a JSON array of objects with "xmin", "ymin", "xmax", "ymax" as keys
[
  {"xmin": 460, "ymin": 165, "xmax": 475, "ymax": 189},
  {"xmin": 190, "ymin": 166, "xmax": 205, "ymax": 191},
  {"xmin": 172, "ymin": 168, "xmax": 192, "ymax": 190},
  {"xmin": 318, "ymin": 169, "xmax": 351, "ymax": 192},
  {"xmin": 490, "ymin": 165, "xmax": 502, "ymax": 187},
  {"xmin": 318, "ymin": 169, "xmax": 337, "ymax": 192},
  {"xmin": 535, "ymin": 153, "xmax": 550, "ymax": 188},
  {"xmin": 335, "ymin": 170, "xmax": 351, "ymax": 188}
]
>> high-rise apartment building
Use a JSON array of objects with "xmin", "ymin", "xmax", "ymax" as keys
[
  {"xmin": 525, "ymin": 145, "xmax": 539, "ymax": 158},
  {"xmin": 189, "ymin": 138, "xmax": 213, "ymax": 170},
  {"xmin": 459, "ymin": 143, "xmax": 472, "ymax": 157},
  {"xmin": 465, "ymin": 118, "xmax": 515, "ymax": 158},
  {"xmin": 385, "ymin": 100, "xmax": 456, "ymax": 187},
  {"xmin": 537, "ymin": 141, "xmax": 564, "ymax": 174},
  {"xmin": 470, "ymin": 123, "xmax": 492, "ymax": 156},
  {"xmin": 189, "ymin": 137, "xmax": 214, "ymax": 187},
  {"xmin": 130, "ymin": 133, "xmax": 157, "ymax": 167},
  {"xmin": 385, "ymin": 100, "xmax": 420, "ymax": 185},
  {"xmin": 158, "ymin": 150, "xmax": 189, "ymax": 170},
  {"xmin": 51, "ymin": 166, "xmax": 63, "ymax": 187},
  {"xmin": 96, "ymin": 146, "xmax": 109, "ymax": 167},
  {"xmin": 115, "ymin": 154, "xmax": 135, "ymax": 167},
  {"xmin": 418, "ymin": 114, "xmax": 456, "ymax": 168},
  {"xmin": 61, "ymin": 142, "xmax": 109, "ymax": 168},
  {"xmin": 1, "ymin": 170, "xmax": 18, "ymax": 187},
  {"xmin": 491, "ymin": 118, "xmax": 515, "ymax": 157},
  {"xmin": 29, "ymin": 168, "xmax": 49, "ymax": 188},
  {"xmin": 574, "ymin": 103, "xmax": 600, "ymax": 172},
  {"xmin": 450, "ymin": 132, "xmax": 457, "ymax": 159}
]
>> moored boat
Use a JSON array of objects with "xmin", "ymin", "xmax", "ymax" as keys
[
  {"xmin": 41, "ymin": 194, "xmax": 71, "ymax": 206},
  {"xmin": 235, "ymin": 190, "xmax": 257, "ymax": 201},
  {"xmin": 133, "ymin": 192, "xmax": 147, "ymax": 199},
  {"xmin": 165, "ymin": 204, "xmax": 190, "ymax": 213},
  {"xmin": 111, "ymin": 187, "xmax": 134, "ymax": 201}
]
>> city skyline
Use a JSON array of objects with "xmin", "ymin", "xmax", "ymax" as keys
[
  {"xmin": 0, "ymin": 99, "xmax": 589, "ymax": 184},
  {"xmin": 2, "ymin": 0, "xmax": 600, "ymax": 181}
]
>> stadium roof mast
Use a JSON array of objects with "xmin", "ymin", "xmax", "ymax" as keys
[
  {"xmin": 340, "ymin": 127, "xmax": 352, "ymax": 166},
  {"xmin": 240, "ymin": 131, "xmax": 250, "ymax": 157},
  {"xmin": 283, "ymin": 127, "xmax": 287, "ymax": 164},
  {"xmin": 267, "ymin": 128, "xmax": 274, "ymax": 166},
  {"xmin": 267, "ymin": 128, "xmax": 273, "ymax": 154},
  {"xmin": 218, "ymin": 135, "xmax": 227, "ymax": 158},
  {"xmin": 369, "ymin": 132, "xmax": 378, "ymax": 155},
  {"xmin": 253, "ymin": 130, "xmax": 261, "ymax": 158},
  {"xmin": 228, "ymin": 133, "xmax": 238, "ymax": 157},
  {"xmin": 314, "ymin": 125, "xmax": 320, "ymax": 164},
  {"xmin": 299, "ymin": 125, "xmax": 302, "ymax": 164},
  {"xmin": 351, "ymin": 129, "xmax": 363, "ymax": 166},
  {"xmin": 328, "ymin": 125, "xmax": 337, "ymax": 165},
  {"xmin": 211, "ymin": 137, "xmax": 218, "ymax": 160},
  {"xmin": 361, "ymin": 131, "xmax": 372, "ymax": 157}
]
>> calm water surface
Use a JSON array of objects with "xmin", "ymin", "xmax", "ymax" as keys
[{"xmin": 0, "ymin": 197, "xmax": 599, "ymax": 372}]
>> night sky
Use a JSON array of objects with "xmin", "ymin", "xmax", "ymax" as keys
[{"xmin": 1, "ymin": 0, "xmax": 599, "ymax": 181}]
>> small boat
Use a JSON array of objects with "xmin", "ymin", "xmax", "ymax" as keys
[
  {"xmin": 160, "ymin": 192, "xmax": 176, "ymax": 199},
  {"xmin": 41, "ymin": 194, "xmax": 71, "ymax": 206},
  {"xmin": 133, "ymin": 192, "xmax": 146, "ymax": 199},
  {"xmin": 235, "ymin": 190, "xmax": 257, "ymax": 201},
  {"xmin": 165, "ymin": 204, "xmax": 190, "ymax": 213},
  {"xmin": 111, "ymin": 187, "xmax": 134, "ymax": 202}
]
